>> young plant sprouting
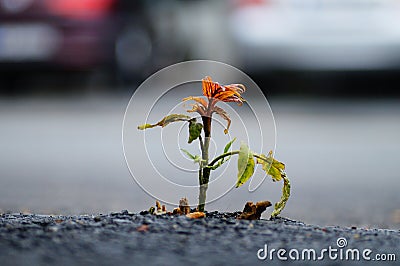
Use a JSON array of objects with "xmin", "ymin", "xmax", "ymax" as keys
[{"xmin": 138, "ymin": 76, "xmax": 291, "ymax": 217}]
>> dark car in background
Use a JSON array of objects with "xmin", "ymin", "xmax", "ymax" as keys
[
  {"xmin": 0, "ymin": 0, "xmax": 119, "ymax": 65},
  {"xmin": 0, "ymin": 0, "xmax": 119, "ymax": 67},
  {"xmin": 0, "ymin": 0, "xmax": 190, "ymax": 93},
  {"xmin": 0, "ymin": 0, "xmax": 120, "ymax": 92}
]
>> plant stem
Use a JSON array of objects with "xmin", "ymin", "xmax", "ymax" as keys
[
  {"xmin": 207, "ymin": 151, "xmax": 268, "ymax": 168},
  {"xmin": 197, "ymin": 116, "xmax": 212, "ymax": 211},
  {"xmin": 198, "ymin": 135, "xmax": 204, "ymax": 155},
  {"xmin": 196, "ymin": 111, "xmax": 273, "ymax": 211},
  {"xmin": 198, "ymin": 135, "xmax": 204, "ymax": 203},
  {"xmin": 208, "ymin": 151, "xmax": 239, "ymax": 167}
]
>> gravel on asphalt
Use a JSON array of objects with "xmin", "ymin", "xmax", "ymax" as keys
[{"xmin": 0, "ymin": 211, "xmax": 399, "ymax": 266}]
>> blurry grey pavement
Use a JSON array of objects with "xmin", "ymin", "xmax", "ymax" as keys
[{"xmin": 1, "ymin": 95, "xmax": 399, "ymax": 229}]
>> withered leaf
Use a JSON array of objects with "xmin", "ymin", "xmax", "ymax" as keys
[
  {"xmin": 213, "ymin": 106, "xmax": 231, "ymax": 134},
  {"xmin": 271, "ymin": 176, "xmax": 291, "ymax": 218},
  {"xmin": 138, "ymin": 114, "xmax": 191, "ymax": 130},
  {"xmin": 182, "ymin": 96, "xmax": 208, "ymax": 108},
  {"xmin": 257, "ymin": 151, "xmax": 285, "ymax": 182}
]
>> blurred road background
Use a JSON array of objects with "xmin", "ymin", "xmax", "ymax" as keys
[{"xmin": 1, "ymin": 0, "xmax": 400, "ymax": 228}]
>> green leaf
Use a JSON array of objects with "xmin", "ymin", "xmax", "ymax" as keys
[
  {"xmin": 181, "ymin": 149, "xmax": 202, "ymax": 164},
  {"xmin": 254, "ymin": 150, "xmax": 290, "ymax": 216},
  {"xmin": 236, "ymin": 142, "xmax": 255, "ymax": 188},
  {"xmin": 188, "ymin": 119, "xmax": 203, "ymax": 144},
  {"xmin": 181, "ymin": 149, "xmax": 196, "ymax": 160},
  {"xmin": 193, "ymin": 156, "xmax": 203, "ymax": 164},
  {"xmin": 268, "ymin": 164, "xmax": 282, "ymax": 182},
  {"xmin": 223, "ymin": 138, "xmax": 236, "ymax": 153},
  {"xmin": 138, "ymin": 114, "xmax": 191, "ymax": 130},
  {"xmin": 256, "ymin": 151, "xmax": 285, "ymax": 182},
  {"xmin": 271, "ymin": 176, "xmax": 291, "ymax": 218},
  {"xmin": 272, "ymin": 160, "xmax": 285, "ymax": 172},
  {"xmin": 207, "ymin": 138, "xmax": 237, "ymax": 170},
  {"xmin": 158, "ymin": 114, "xmax": 192, "ymax": 127},
  {"xmin": 237, "ymin": 142, "xmax": 250, "ymax": 174}
]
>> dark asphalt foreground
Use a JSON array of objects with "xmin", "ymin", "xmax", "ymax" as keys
[{"xmin": 0, "ymin": 211, "xmax": 398, "ymax": 266}]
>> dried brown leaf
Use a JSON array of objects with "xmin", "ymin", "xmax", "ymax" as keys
[
  {"xmin": 186, "ymin": 212, "xmax": 206, "ymax": 219},
  {"xmin": 242, "ymin": 202, "xmax": 256, "ymax": 214},
  {"xmin": 156, "ymin": 201, "xmax": 162, "ymax": 212},
  {"xmin": 213, "ymin": 106, "xmax": 231, "ymax": 134},
  {"xmin": 153, "ymin": 201, "xmax": 167, "ymax": 215},
  {"xmin": 179, "ymin": 197, "xmax": 191, "ymax": 215},
  {"xmin": 173, "ymin": 208, "xmax": 182, "ymax": 215},
  {"xmin": 237, "ymin": 201, "xmax": 271, "ymax": 220}
]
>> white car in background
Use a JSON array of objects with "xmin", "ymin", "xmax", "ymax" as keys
[{"xmin": 227, "ymin": 0, "xmax": 400, "ymax": 71}]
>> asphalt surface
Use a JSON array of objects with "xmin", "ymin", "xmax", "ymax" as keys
[
  {"xmin": 0, "ymin": 96, "xmax": 399, "ymax": 228},
  {"xmin": 0, "ymin": 211, "xmax": 398, "ymax": 266}
]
